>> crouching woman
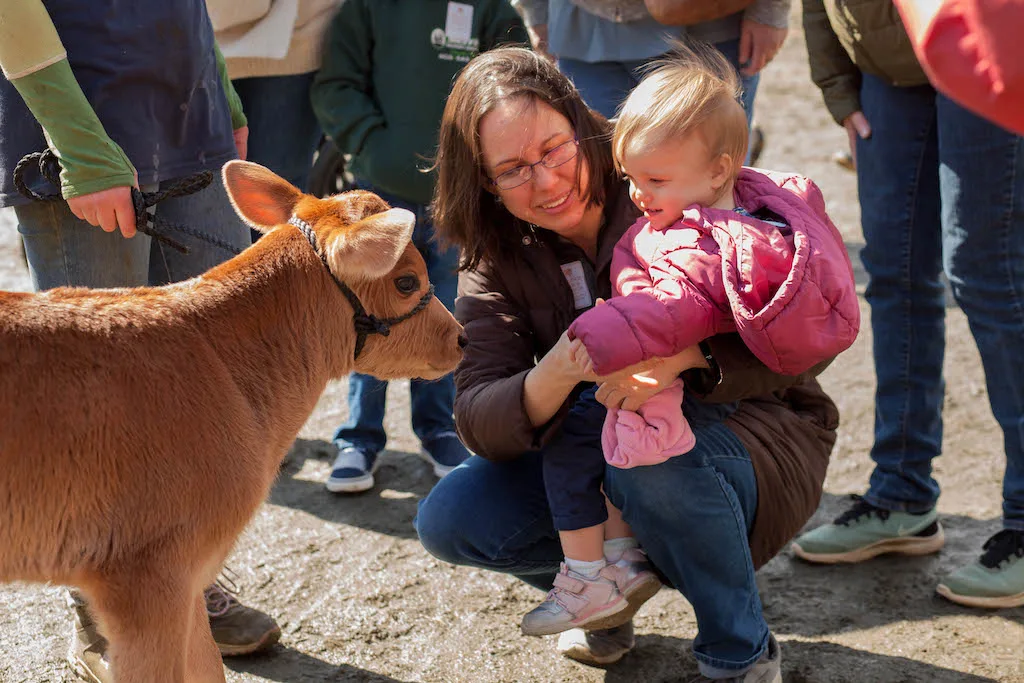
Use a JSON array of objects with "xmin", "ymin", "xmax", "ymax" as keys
[{"xmin": 414, "ymin": 47, "xmax": 838, "ymax": 680}]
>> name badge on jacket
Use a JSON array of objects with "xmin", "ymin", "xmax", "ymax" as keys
[{"xmin": 560, "ymin": 260, "xmax": 593, "ymax": 310}]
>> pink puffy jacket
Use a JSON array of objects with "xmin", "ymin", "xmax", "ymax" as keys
[
  {"xmin": 569, "ymin": 167, "xmax": 860, "ymax": 377},
  {"xmin": 571, "ymin": 168, "xmax": 859, "ymax": 469}
]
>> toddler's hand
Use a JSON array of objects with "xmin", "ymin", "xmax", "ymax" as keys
[{"xmin": 569, "ymin": 338, "xmax": 597, "ymax": 380}]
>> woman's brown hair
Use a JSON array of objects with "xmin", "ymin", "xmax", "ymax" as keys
[{"xmin": 431, "ymin": 47, "xmax": 614, "ymax": 271}]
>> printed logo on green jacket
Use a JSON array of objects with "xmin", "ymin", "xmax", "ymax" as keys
[
  {"xmin": 430, "ymin": 28, "xmax": 479, "ymax": 63},
  {"xmin": 432, "ymin": 2, "xmax": 480, "ymax": 63}
]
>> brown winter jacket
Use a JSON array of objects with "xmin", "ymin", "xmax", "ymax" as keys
[
  {"xmin": 803, "ymin": 0, "xmax": 929, "ymax": 125},
  {"xmin": 453, "ymin": 181, "xmax": 840, "ymax": 569}
]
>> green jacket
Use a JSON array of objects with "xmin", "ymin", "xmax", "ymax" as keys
[
  {"xmin": 312, "ymin": 0, "xmax": 525, "ymax": 205},
  {"xmin": 802, "ymin": 0, "xmax": 928, "ymax": 125}
]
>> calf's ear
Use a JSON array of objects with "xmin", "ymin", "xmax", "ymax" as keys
[
  {"xmin": 325, "ymin": 208, "xmax": 415, "ymax": 281},
  {"xmin": 223, "ymin": 160, "xmax": 303, "ymax": 233}
]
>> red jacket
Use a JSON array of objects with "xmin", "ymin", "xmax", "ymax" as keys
[{"xmin": 569, "ymin": 168, "xmax": 860, "ymax": 376}]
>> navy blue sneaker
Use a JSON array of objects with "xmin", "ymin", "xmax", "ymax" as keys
[
  {"xmin": 326, "ymin": 446, "xmax": 379, "ymax": 493},
  {"xmin": 420, "ymin": 431, "xmax": 471, "ymax": 478}
]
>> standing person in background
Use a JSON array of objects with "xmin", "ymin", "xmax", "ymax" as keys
[
  {"xmin": 311, "ymin": 0, "xmax": 525, "ymax": 494},
  {"xmin": 206, "ymin": 0, "xmax": 342, "ymax": 200},
  {"xmin": 794, "ymin": 0, "xmax": 1024, "ymax": 609},
  {"xmin": 0, "ymin": 1, "xmax": 281, "ymax": 680},
  {"xmin": 509, "ymin": 0, "xmax": 788, "ymax": 162}
]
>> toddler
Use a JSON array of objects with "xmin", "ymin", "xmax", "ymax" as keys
[{"xmin": 521, "ymin": 43, "xmax": 859, "ymax": 636}]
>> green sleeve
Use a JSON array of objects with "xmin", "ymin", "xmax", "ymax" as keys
[
  {"xmin": 309, "ymin": 0, "xmax": 384, "ymax": 155},
  {"xmin": 214, "ymin": 42, "xmax": 247, "ymax": 130},
  {"xmin": 1, "ymin": 0, "xmax": 134, "ymax": 199},
  {"xmin": 802, "ymin": 0, "xmax": 862, "ymax": 125}
]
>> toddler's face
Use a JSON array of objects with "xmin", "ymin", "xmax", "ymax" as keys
[{"xmin": 621, "ymin": 132, "xmax": 723, "ymax": 231}]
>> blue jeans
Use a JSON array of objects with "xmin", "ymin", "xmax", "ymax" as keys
[
  {"xmin": 14, "ymin": 174, "xmax": 250, "ymax": 290},
  {"xmin": 333, "ymin": 186, "xmax": 461, "ymax": 454},
  {"xmin": 856, "ymin": 73, "xmax": 1024, "ymax": 529},
  {"xmin": 416, "ymin": 420, "xmax": 770, "ymax": 677},
  {"xmin": 557, "ymin": 38, "xmax": 758, "ymax": 134},
  {"xmin": 232, "ymin": 73, "xmax": 322, "ymax": 193}
]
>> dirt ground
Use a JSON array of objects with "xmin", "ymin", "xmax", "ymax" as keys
[{"xmin": 2, "ymin": 15, "xmax": 1023, "ymax": 683}]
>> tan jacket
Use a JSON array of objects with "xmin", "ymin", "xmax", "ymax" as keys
[
  {"xmin": 803, "ymin": 0, "xmax": 929, "ymax": 125},
  {"xmin": 206, "ymin": 0, "xmax": 341, "ymax": 79}
]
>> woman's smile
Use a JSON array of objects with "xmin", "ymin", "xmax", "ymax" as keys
[{"xmin": 537, "ymin": 190, "xmax": 573, "ymax": 212}]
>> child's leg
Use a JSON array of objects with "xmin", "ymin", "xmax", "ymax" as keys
[
  {"xmin": 542, "ymin": 387, "xmax": 612, "ymax": 568},
  {"xmin": 604, "ymin": 497, "xmax": 633, "ymax": 541},
  {"xmin": 523, "ymin": 387, "xmax": 628, "ymax": 636},
  {"xmin": 603, "ymin": 497, "xmax": 644, "ymax": 564},
  {"xmin": 558, "ymin": 525, "xmax": 606, "ymax": 564}
]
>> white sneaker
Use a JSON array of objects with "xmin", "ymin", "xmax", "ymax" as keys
[{"xmin": 325, "ymin": 446, "xmax": 379, "ymax": 493}]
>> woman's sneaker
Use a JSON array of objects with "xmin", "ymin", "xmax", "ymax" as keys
[
  {"xmin": 557, "ymin": 621, "xmax": 635, "ymax": 666},
  {"xmin": 791, "ymin": 495, "xmax": 944, "ymax": 563},
  {"xmin": 937, "ymin": 529, "xmax": 1024, "ymax": 608},
  {"xmin": 521, "ymin": 563, "xmax": 628, "ymax": 636},
  {"xmin": 325, "ymin": 445, "xmax": 379, "ymax": 493}
]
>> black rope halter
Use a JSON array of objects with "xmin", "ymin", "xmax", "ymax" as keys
[
  {"xmin": 12, "ymin": 150, "xmax": 237, "ymax": 255},
  {"xmin": 288, "ymin": 215, "xmax": 435, "ymax": 360}
]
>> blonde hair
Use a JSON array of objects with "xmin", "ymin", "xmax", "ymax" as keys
[{"xmin": 612, "ymin": 41, "xmax": 749, "ymax": 181}]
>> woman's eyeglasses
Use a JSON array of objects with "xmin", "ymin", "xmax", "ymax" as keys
[{"xmin": 489, "ymin": 138, "xmax": 579, "ymax": 190}]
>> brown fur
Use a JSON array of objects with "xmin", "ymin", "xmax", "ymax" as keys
[{"xmin": 0, "ymin": 161, "xmax": 464, "ymax": 682}]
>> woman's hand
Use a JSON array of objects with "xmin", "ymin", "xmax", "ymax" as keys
[
  {"xmin": 522, "ymin": 331, "xmax": 593, "ymax": 427},
  {"xmin": 595, "ymin": 345, "xmax": 708, "ymax": 412}
]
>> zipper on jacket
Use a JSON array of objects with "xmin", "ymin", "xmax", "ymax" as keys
[{"xmin": 521, "ymin": 223, "xmax": 540, "ymax": 247}]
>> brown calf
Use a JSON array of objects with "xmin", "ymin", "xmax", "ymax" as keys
[{"xmin": 0, "ymin": 161, "xmax": 465, "ymax": 682}]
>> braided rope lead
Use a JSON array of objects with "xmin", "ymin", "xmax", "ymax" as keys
[{"xmin": 12, "ymin": 150, "xmax": 237, "ymax": 255}]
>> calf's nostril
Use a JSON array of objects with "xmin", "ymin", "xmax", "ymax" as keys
[{"xmin": 457, "ymin": 333, "xmax": 469, "ymax": 349}]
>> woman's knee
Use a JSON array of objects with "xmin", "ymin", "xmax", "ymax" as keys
[{"xmin": 414, "ymin": 478, "xmax": 470, "ymax": 565}]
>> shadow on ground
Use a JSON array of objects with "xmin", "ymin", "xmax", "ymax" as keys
[
  {"xmin": 757, "ymin": 492, "xmax": 1024, "ymax": 639},
  {"xmin": 225, "ymin": 644, "xmax": 414, "ymax": 682},
  {"xmin": 599, "ymin": 634, "xmax": 998, "ymax": 682},
  {"xmin": 266, "ymin": 438, "xmax": 436, "ymax": 540}
]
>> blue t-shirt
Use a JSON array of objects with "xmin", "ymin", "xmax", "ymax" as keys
[
  {"xmin": 547, "ymin": 0, "xmax": 743, "ymax": 63},
  {"xmin": 0, "ymin": 0, "xmax": 237, "ymax": 206}
]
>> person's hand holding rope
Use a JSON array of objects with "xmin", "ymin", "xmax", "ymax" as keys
[{"xmin": 66, "ymin": 168, "xmax": 140, "ymax": 239}]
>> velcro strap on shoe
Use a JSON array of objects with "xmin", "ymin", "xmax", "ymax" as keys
[{"xmin": 553, "ymin": 572, "xmax": 586, "ymax": 594}]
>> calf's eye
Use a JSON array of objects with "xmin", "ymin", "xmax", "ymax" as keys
[{"xmin": 394, "ymin": 275, "xmax": 420, "ymax": 295}]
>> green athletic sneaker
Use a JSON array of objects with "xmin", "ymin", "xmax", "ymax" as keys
[
  {"xmin": 937, "ymin": 529, "xmax": 1024, "ymax": 608},
  {"xmin": 791, "ymin": 495, "xmax": 944, "ymax": 563}
]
